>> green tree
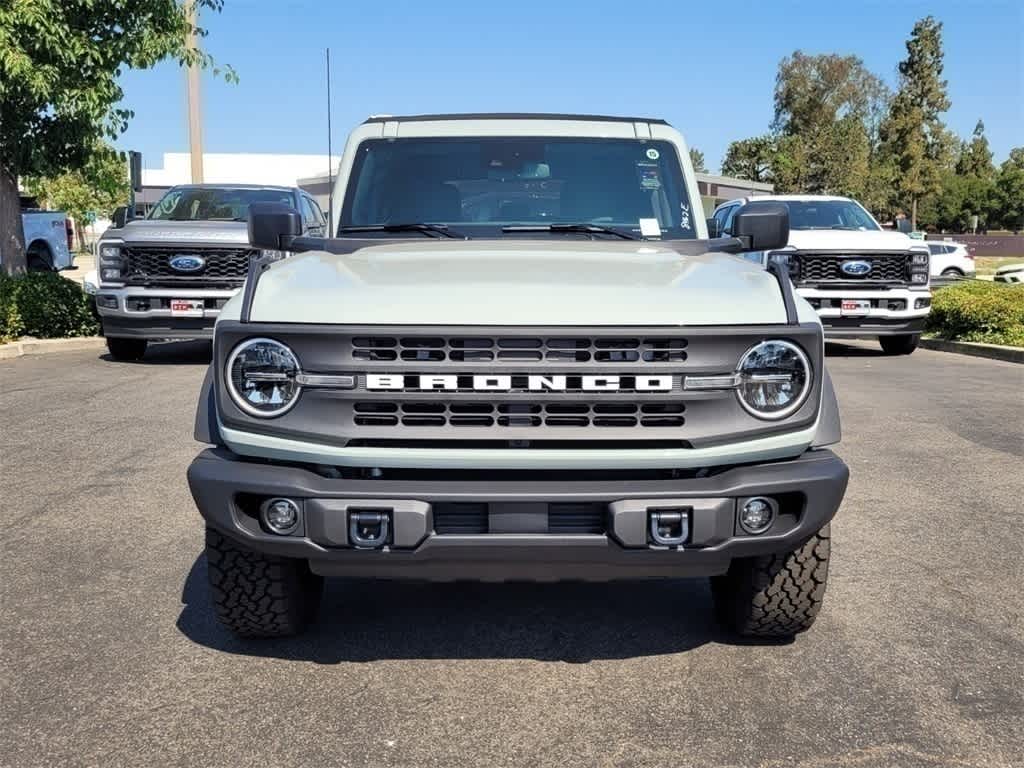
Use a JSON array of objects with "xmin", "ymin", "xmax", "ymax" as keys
[
  {"xmin": 956, "ymin": 120, "xmax": 995, "ymax": 179},
  {"xmin": 993, "ymin": 148, "xmax": 1024, "ymax": 231},
  {"xmin": 689, "ymin": 147, "xmax": 707, "ymax": 174},
  {"xmin": 880, "ymin": 16, "xmax": 952, "ymax": 229},
  {"xmin": 771, "ymin": 52, "xmax": 887, "ymax": 196},
  {"xmin": 24, "ymin": 144, "xmax": 129, "ymax": 249},
  {"xmin": 721, "ymin": 136, "xmax": 776, "ymax": 182},
  {"xmin": 0, "ymin": 0, "xmax": 234, "ymax": 274}
]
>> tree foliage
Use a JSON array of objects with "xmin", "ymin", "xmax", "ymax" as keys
[
  {"xmin": 24, "ymin": 144, "xmax": 129, "ymax": 242},
  {"xmin": 0, "ymin": 0, "xmax": 234, "ymax": 274},
  {"xmin": 721, "ymin": 136, "xmax": 776, "ymax": 183},
  {"xmin": 879, "ymin": 16, "xmax": 951, "ymax": 228},
  {"xmin": 688, "ymin": 147, "xmax": 707, "ymax": 174}
]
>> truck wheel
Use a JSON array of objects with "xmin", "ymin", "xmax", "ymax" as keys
[
  {"xmin": 26, "ymin": 242, "xmax": 53, "ymax": 271},
  {"xmin": 105, "ymin": 337, "xmax": 148, "ymax": 361},
  {"xmin": 710, "ymin": 525, "xmax": 830, "ymax": 639},
  {"xmin": 879, "ymin": 334, "xmax": 919, "ymax": 355},
  {"xmin": 205, "ymin": 528, "xmax": 323, "ymax": 638}
]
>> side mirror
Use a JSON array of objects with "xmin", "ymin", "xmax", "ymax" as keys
[
  {"xmin": 248, "ymin": 202, "xmax": 303, "ymax": 250},
  {"xmin": 731, "ymin": 201, "xmax": 790, "ymax": 252},
  {"xmin": 706, "ymin": 217, "xmax": 722, "ymax": 238},
  {"xmin": 111, "ymin": 206, "xmax": 131, "ymax": 229}
]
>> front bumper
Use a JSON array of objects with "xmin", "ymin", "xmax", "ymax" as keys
[
  {"xmin": 795, "ymin": 286, "xmax": 930, "ymax": 337},
  {"xmin": 96, "ymin": 285, "xmax": 239, "ymax": 340},
  {"xmin": 187, "ymin": 447, "xmax": 848, "ymax": 581}
]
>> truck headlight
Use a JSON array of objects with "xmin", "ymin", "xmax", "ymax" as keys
[
  {"xmin": 908, "ymin": 249, "xmax": 930, "ymax": 286},
  {"xmin": 735, "ymin": 340, "xmax": 812, "ymax": 420},
  {"xmin": 226, "ymin": 338, "xmax": 302, "ymax": 417},
  {"xmin": 98, "ymin": 244, "xmax": 124, "ymax": 282}
]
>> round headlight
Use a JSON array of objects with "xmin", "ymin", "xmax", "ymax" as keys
[
  {"xmin": 735, "ymin": 340, "xmax": 812, "ymax": 420},
  {"xmin": 226, "ymin": 338, "xmax": 301, "ymax": 417}
]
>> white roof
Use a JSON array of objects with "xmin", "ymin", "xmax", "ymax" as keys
[{"xmin": 745, "ymin": 194, "xmax": 854, "ymax": 203}]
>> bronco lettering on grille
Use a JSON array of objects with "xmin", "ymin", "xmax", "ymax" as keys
[{"xmin": 366, "ymin": 374, "xmax": 674, "ymax": 392}]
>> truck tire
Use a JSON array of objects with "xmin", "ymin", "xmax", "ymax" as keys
[
  {"xmin": 879, "ymin": 334, "xmax": 919, "ymax": 355},
  {"xmin": 26, "ymin": 242, "xmax": 53, "ymax": 271},
  {"xmin": 105, "ymin": 337, "xmax": 148, "ymax": 361},
  {"xmin": 205, "ymin": 528, "xmax": 323, "ymax": 638},
  {"xmin": 710, "ymin": 525, "xmax": 830, "ymax": 639}
]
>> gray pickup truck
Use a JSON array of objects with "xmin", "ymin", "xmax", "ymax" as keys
[{"xmin": 94, "ymin": 184, "xmax": 326, "ymax": 360}]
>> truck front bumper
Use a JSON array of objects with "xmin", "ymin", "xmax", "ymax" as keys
[
  {"xmin": 187, "ymin": 447, "xmax": 849, "ymax": 581},
  {"xmin": 796, "ymin": 286, "xmax": 930, "ymax": 338},
  {"xmin": 96, "ymin": 286, "xmax": 239, "ymax": 340}
]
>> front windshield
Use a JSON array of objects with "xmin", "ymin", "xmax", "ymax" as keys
[
  {"xmin": 340, "ymin": 137, "xmax": 698, "ymax": 239},
  {"xmin": 784, "ymin": 200, "xmax": 880, "ymax": 231},
  {"xmin": 148, "ymin": 187, "xmax": 296, "ymax": 221}
]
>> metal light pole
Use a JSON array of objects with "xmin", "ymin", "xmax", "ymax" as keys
[{"xmin": 186, "ymin": 2, "xmax": 204, "ymax": 184}]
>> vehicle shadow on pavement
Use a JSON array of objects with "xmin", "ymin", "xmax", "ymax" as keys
[
  {"xmin": 824, "ymin": 341, "xmax": 888, "ymax": 358},
  {"xmin": 99, "ymin": 340, "xmax": 213, "ymax": 365},
  {"xmin": 176, "ymin": 553, "xmax": 757, "ymax": 663}
]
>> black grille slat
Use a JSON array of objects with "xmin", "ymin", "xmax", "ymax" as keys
[
  {"xmin": 122, "ymin": 246, "xmax": 256, "ymax": 286},
  {"xmin": 348, "ymin": 336, "xmax": 690, "ymax": 365},
  {"xmin": 352, "ymin": 401, "xmax": 685, "ymax": 429}
]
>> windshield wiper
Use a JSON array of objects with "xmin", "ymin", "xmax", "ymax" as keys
[
  {"xmin": 337, "ymin": 223, "xmax": 464, "ymax": 239},
  {"xmin": 501, "ymin": 223, "xmax": 638, "ymax": 240}
]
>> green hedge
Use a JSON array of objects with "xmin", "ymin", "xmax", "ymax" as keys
[
  {"xmin": 0, "ymin": 272, "xmax": 99, "ymax": 343},
  {"xmin": 927, "ymin": 280, "xmax": 1024, "ymax": 347}
]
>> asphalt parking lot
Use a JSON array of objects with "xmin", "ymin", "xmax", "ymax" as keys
[{"xmin": 1, "ymin": 342, "xmax": 1021, "ymax": 768}]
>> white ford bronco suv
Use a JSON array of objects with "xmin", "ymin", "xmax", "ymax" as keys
[
  {"xmin": 188, "ymin": 114, "xmax": 848, "ymax": 639},
  {"xmin": 712, "ymin": 195, "xmax": 932, "ymax": 355}
]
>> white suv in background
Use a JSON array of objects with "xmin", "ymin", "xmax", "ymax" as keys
[
  {"xmin": 712, "ymin": 195, "xmax": 931, "ymax": 355},
  {"xmin": 926, "ymin": 240, "xmax": 975, "ymax": 279}
]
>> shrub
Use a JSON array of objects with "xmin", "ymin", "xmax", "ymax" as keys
[
  {"xmin": 0, "ymin": 273, "xmax": 25, "ymax": 343},
  {"xmin": 927, "ymin": 280, "xmax": 1024, "ymax": 347},
  {"xmin": 0, "ymin": 271, "xmax": 99, "ymax": 342}
]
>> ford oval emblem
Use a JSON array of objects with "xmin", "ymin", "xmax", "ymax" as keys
[
  {"xmin": 840, "ymin": 260, "xmax": 872, "ymax": 277},
  {"xmin": 169, "ymin": 254, "xmax": 206, "ymax": 273}
]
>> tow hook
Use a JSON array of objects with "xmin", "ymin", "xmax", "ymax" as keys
[
  {"xmin": 349, "ymin": 510, "xmax": 390, "ymax": 549},
  {"xmin": 648, "ymin": 508, "xmax": 689, "ymax": 547}
]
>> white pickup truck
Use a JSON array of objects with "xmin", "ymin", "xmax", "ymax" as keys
[
  {"xmin": 0, "ymin": 207, "xmax": 73, "ymax": 272},
  {"xmin": 712, "ymin": 195, "xmax": 931, "ymax": 355}
]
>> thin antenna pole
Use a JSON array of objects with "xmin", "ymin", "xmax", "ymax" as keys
[{"xmin": 326, "ymin": 48, "xmax": 334, "ymax": 234}]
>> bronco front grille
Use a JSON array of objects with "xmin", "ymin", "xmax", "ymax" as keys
[
  {"xmin": 353, "ymin": 401, "xmax": 686, "ymax": 429},
  {"xmin": 351, "ymin": 336, "xmax": 688, "ymax": 363},
  {"xmin": 123, "ymin": 246, "xmax": 257, "ymax": 286},
  {"xmin": 792, "ymin": 252, "xmax": 910, "ymax": 285}
]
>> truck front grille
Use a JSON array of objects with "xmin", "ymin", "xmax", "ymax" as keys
[
  {"xmin": 352, "ymin": 335, "xmax": 688, "ymax": 363},
  {"xmin": 433, "ymin": 502, "xmax": 606, "ymax": 534},
  {"xmin": 353, "ymin": 401, "xmax": 686, "ymax": 428},
  {"xmin": 792, "ymin": 252, "xmax": 910, "ymax": 285},
  {"xmin": 123, "ymin": 246, "xmax": 257, "ymax": 286}
]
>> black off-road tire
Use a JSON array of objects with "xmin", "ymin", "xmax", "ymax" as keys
[
  {"xmin": 711, "ymin": 525, "xmax": 831, "ymax": 639},
  {"xmin": 879, "ymin": 334, "xmax": 919, "ymax": 356},
  {"xmin": 105, "ymin": 337, "xmax": 148, "ymax": 361},
  {"xmin": 205, "ymin": 528, "xmax": 323, "ymax": 638}
]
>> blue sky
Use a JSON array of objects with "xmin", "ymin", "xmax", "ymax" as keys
[{"xmin": 117, "ymin": 0, "xmax": 1023, "ymax": 173}]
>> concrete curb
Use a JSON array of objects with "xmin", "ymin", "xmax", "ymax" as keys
[
  {"xmin": 920, "ymin": 337, "xmax": 1024, "ymax": 364},
  {"xmin": 0, "ymin": 337, "xmax": 106, "ymax": 361}
]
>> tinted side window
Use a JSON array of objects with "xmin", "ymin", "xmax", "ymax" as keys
[
  {"xmin": 928, "ymin": 244, "xmax": 942, "ymax": 255},
  {"xmin": 721, "ymin": 204, "xmax": 740, "ymax": 233},
  {"xmin": 299, "ymin": 196, "xmax": 318, "ymax": 228},
  {"xmin": 308, "ymin": 197, "xmax": 326, "ymax": 226}
]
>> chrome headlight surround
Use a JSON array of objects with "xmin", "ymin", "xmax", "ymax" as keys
[
  {"xmin": 735, "ymin": 340, "xmax": 813, "ymax": 421},
  {"xmin": 226, "ymin": 338, "xmax": 303, "ymax": 418}
]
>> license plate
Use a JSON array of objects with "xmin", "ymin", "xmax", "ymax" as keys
[
  {"xmin": 170, "ymin": 299, "xmax": 205, "ymax": 318},
  {"xmin": 840, "ymin": 299, "xmax": 871, "ymax": 316}
]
